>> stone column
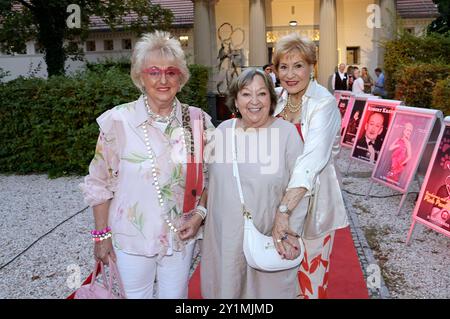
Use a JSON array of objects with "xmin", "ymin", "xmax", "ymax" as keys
[
  {"xmin": 377, "ymin": 0, "xmax": 397, "ymax": 67},
  {"xmin": 249, "ymin": 0, "xmax": 267, "ymax": 67},
  {"xmin": 193, "ymin": 0, "xmax": 212, "ymax": 66},
  {"xmin": 318, "ymin": 0, "xmax": 337, "ymax": 90}
]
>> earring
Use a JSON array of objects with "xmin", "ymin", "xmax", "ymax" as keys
[{"xmin": 310, "ymin": 71, "xmax": 315, "ymax": 81}]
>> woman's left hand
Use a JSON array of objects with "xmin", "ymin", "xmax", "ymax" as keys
[
  {"xmin": 272, "ymin": 213, "xmax": 300, "ymax": 257},
  {"xmin": 178, "ymin": 213, "xmax": 203, "ymax": 241}
]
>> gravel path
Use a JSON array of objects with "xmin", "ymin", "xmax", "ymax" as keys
[
  {"xmin": 337, "ymin": 148, "xmax": 450, "ymax": 299},
  {"xmin": 1, "ymin": 147, "xmax": 449, "ymax": 298}
]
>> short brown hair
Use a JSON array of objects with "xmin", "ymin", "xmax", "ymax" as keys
[
  {"xmin": 226, "ymin": 68, "xmax": 277, "ymax": 118},
  {"xmin": 273, "ymin": 33, "xmax": 317, "ymax": 71}
]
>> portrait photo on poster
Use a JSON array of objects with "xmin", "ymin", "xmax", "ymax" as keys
[
  {"xmin": 414, "ymin": 125, "xmax": 450, "ymax": 234},
  {"xmin": 350, "ymin": 100, "xmax": 398, "ymax": 164},
  {"xmin": 372, "ymin": 112, "xmax": 434, "ymax": 192},
  {"xmin": 341, "ymin": 98, "xmax": 366, "ymax": 147},
  {"xmin": 338, "ymin": 96, "xmax": 350, "ymax": 119}
]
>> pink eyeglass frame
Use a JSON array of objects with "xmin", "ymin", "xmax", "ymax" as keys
[{"xmin": 141, "ymin": 66, "xmax": 181, "ymax": 78}]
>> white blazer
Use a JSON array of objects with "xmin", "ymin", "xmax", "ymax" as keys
[{"xmin": 274, "ymin": 80, "xmax": 349, "ymax": 239}]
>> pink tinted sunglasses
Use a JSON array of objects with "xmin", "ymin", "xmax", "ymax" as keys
[{"xmin": 142, "ymin": 66, "xmax": 181, "ymax": 80}]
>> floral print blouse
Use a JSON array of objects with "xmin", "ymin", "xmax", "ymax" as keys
[{"xmin": 80, "ymin": 95, "xmax": 214, "ymax": 257}]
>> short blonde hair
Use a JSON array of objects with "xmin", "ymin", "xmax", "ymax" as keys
[
  {"xmin": 272, "ymin": 33, "xmax": 317, "ymax": 71},
  {"xmin": 130, "ymin": 30, "xmax": 189, "ymax": 91}
]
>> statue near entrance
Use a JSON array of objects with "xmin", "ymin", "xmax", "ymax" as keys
[{"xmin": 216, "ymin": 22, "xmax": 245, "ymax": 95}]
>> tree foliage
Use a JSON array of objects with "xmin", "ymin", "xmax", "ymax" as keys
[
  {"xmin": 428, "ymin": 0, "xmax": 450, "ymax": 34},
  {"xmin": 0, "ymin": 0, "xmax": 173, "ymax": 76}
]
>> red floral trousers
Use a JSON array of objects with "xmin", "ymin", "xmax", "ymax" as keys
[{"xmin": 298, "ymin": 231, "xmax": 335, "ymax": 299}]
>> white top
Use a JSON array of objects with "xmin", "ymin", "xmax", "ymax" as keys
[{"xmin": 352, "ymin": 77, "xmax": 365, "ymax": 95}]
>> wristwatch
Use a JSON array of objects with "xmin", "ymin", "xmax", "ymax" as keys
[{"xmin": 278, "ymin": 204, "xmax": 291, "ymax": 215}]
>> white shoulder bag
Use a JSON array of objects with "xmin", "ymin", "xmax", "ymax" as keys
[{"xmin": 231, "ymin": 119, "xmax": 304, "ymax": 272}]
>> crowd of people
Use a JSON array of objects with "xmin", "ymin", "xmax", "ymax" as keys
[
  {"xmin": 332, "ymin": 63, "xmax": 386, "ymax": 97},
  {"xmin": 80, "ymin": 30, "xmax": 350, "ymax": 300}
]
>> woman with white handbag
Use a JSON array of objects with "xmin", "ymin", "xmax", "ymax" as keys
[{"xmin": 201, "ymin": 68, "xmax": 307, "ymax": 298}]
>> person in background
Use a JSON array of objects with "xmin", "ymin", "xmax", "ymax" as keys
[
  {"xmin": 332, "ymin": 63, "xmax": 348, "ymax": 91},
  {"xmin": 272, "ymin": 33, "xmax": 348, "ymax": 299},
  {"xmin": 373, "ymin": 67, "xmax": 386, "ymax": 97},
  {"xmin": 347, "ymin": 65, "xmax": 354, "ymax": 91},
  {"xmin": 263, "ymin": 63, "xmax": 277, "ymax": 87},
  {"xmin": 80, "ymin": 30, "xmax": 213, "ymax": 299},
  {"xmin": 352, "ymin": 68, "xmax": 365, "ymax": 95},
  {"xmin": 361, "ymin": 67, "xmax": 374, "ymax": 94}
]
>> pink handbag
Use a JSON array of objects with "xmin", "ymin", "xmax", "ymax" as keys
[{"xmin": 73, "ymin": 257, "xmax": 126, "ymax": 299}]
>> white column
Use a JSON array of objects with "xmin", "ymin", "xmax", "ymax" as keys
[
  {"xmin": 193, "ymin": 0, "xmax": 212, "ymax": 66},
  {"xmin": 318, "ymin": 0, "xmax": 337, "ymax": 89},
  {"xmin": 377, "ymin": 0, "xmax": 397, "ymax": 67},
  {"xmin": 249, "ymin": 0, "xmax": 267, "ymax": 67}
]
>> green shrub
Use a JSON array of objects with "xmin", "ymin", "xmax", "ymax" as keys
[
  {"xmin": 177, "ymin": 64, "xmax": 210, "ymax": 112},
  {"xmin": 0, "ymin": 68, "xmax": 139, "ymax": 177},
  {"xmin": 394, "ymin": 63, "xmax": 449, "ymax": 109},
  {"xmin": 432, "ymin": 78, "xmax": 450, "ymax": 116},
  {"xmin": 384, "ymin": 32, "xmax": 450, "ymax": 97},
  {"xmin": 0, "ymin": 62, "xmax": 209, "ymax": 177}
]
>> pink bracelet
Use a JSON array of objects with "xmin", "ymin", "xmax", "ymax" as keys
[{"xmin": 90, "ymin": 226, "xmax": 111, "ymax": 236}]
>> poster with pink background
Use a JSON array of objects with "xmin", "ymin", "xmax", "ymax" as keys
[
  {"xmin": 350, "ymin": 99, "xmax": 401, "ymax": 164},
  {"xmin": 410, "ymin": 123, "xmax": 450, "ymax": 237},
  {"xmin": 372, "ymin": 111, "xmax": 435, "ymax": 192}
]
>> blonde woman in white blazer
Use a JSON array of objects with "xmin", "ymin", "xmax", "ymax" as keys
[{"xmin": 270, "ymin": 33, "xmax": 349, "ymax": 299}]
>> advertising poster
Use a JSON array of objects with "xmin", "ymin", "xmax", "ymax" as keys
[
  {"xmin": 337, "ymin": 91, "xmax": 353, "ymax": 120},
  {"xmin": 341, "ymin": 97, "xmax": 369, "ymax": 147},
  {"xmin": 372, "ymin": 110, "xmax": 435, "ymax": 192},
  {"xmin": 351, "ymin": 100, "xmax": 401, "ymax": 165},
  {"xmin": 334, "ymin": 90, "xmax": 346, "ymax": 103},
  {"xmin": 411, "ymin": 124, "xmax": 450, "ymax": 236}
]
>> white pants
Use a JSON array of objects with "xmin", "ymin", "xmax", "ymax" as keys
[{"xmin": 114, "ymin": 242, "xmax": 195, "ymax": 299}]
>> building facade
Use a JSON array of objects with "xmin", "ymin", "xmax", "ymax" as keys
[{"xmin": 0, "ymin": 0, "xmax": 438, "ymax": 90}]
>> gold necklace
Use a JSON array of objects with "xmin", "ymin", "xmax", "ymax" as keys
[{"xmin": 286, "ymin": 94, "xmax": 302, "ymax": 113}]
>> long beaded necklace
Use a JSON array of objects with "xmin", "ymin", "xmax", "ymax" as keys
[{"xmin": 141, "ymin": 97, "xmax": 186, "ymax": 234}]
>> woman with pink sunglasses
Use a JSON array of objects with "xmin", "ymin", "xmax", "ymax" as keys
[{"xmin": 80, "ymin": 31, "xmax": 214, "ymax": 299}]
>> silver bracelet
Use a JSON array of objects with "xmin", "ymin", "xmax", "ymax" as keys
[
  {"xmin": 196, "ymin": 205, "xmax": 207, "ymax": 216},
  {"xmin": 194, "ymin": 210, "xmax": 206, "ymax": 220}
]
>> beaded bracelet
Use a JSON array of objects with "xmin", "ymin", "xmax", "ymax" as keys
[
  {"xmin": 91, "ymin": 226, "xmax": 112, "ymax": 242},
  {"xmin": 92, "ymin": 231, "xmax": 112, "ymax": 242}
]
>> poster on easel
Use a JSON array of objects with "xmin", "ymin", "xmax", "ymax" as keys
[
  {"xmin": 336, "ymin": 91, "xmax": 353, "ymax": 121},
  {"xmin": 371, "ymin": 106, "xmax": 441, "ymax": 193},
  {"xmin": 350, "ymin": 99, "xmax": 402, "ymax": 165},
  {"xmin": 334, "ymin": 90, "xmax": 347, "ymax": 102},
  {"xmin": 407, "ymin": 116, "xmax": 450, "ymax": 243},
  {"xmin": 341, "ymin": 95, "xmax": 379, "ymax": 147}
]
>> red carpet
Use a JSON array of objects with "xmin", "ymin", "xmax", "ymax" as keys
[{"xmin": 188, "ymin": 227, "xmax": 368, "ymax": 299}]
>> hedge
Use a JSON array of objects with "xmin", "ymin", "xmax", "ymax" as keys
[
  {"xmin": 432, "ymin": 77, "xmax": 450, "ymax": 116},
  {"xmin": 0, "ymin": 64, "xmax": 209, "ymax": 177},
  {"xmin": 384, "ymin": 32, "xmax": 450, "ymax": 98},
  {"xmin": 394, "ymin": 63, "xmax": 450, "ymax": 112}
]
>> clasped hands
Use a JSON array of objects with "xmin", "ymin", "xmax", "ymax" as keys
[{"xmin": 272, "ymin": 212, "xmax": 301, "ymax": 260}]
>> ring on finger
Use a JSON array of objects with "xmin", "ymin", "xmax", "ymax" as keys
[{"xmin": 281, "ymin": 233, "xmax": 288, "ymax": 241}]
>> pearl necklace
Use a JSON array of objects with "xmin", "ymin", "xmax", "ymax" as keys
[
  {"xmin": 143, "ymin": 94, "xmax": 177, "ymax": 123},
  {"xmin": 286, "ymin": 94, "xmax": 302, "ymax": 113},
  {"xmin": 142, "ymin": 122, "xmax": 185, "ymax": 234}
]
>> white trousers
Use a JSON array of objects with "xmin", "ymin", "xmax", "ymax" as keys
[{"xmin": 114, "ymin": 242, "xmax": 195, "ymax": 299}]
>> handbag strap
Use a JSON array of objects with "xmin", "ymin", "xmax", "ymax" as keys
[{"xmin": 231, "ymin": 119, "xmax": 252, "ymax": 219}]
